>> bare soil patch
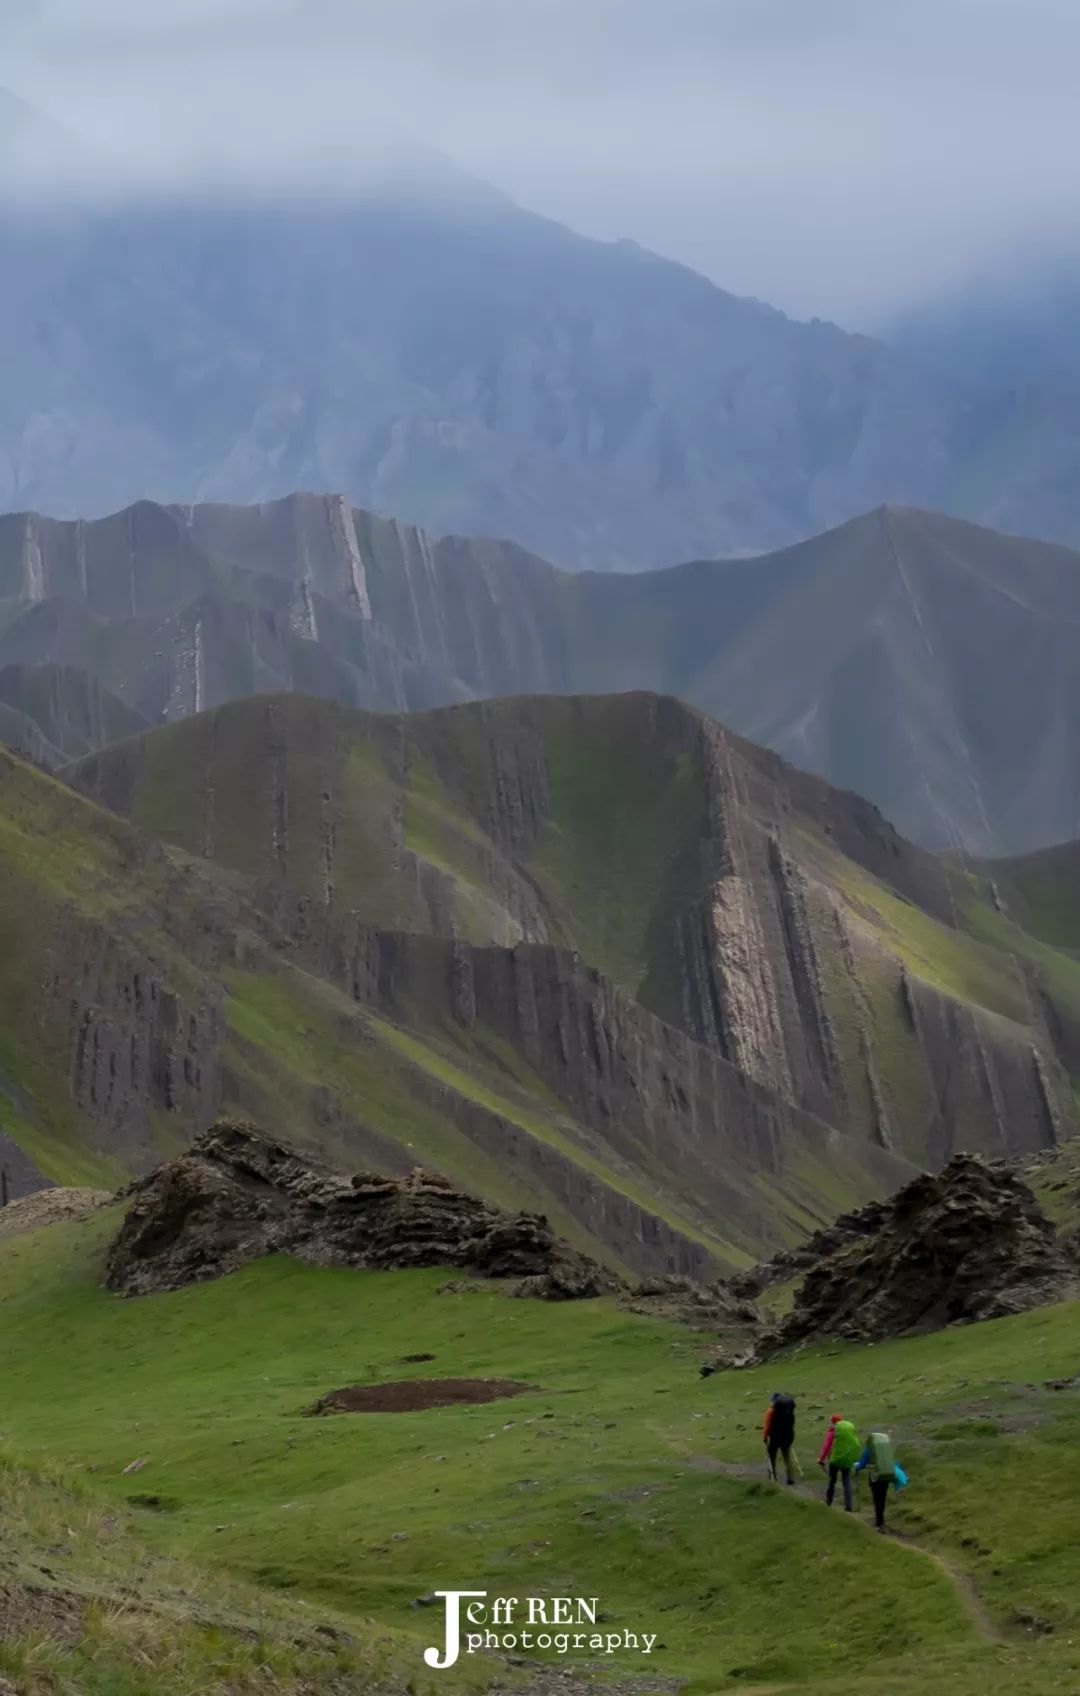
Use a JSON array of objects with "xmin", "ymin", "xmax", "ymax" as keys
[
  {"xmin": 0, "ymin": 1580, "xmax": 83, "ymax": 1645},
  {"xmin": 305, "ymin": 1378, "xmax": 537, "ymax": 1415}
]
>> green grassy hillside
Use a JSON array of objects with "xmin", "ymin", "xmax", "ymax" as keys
[
  {"xmin": 66, "ymin": 691, "xmax": 719, "ymax": 984},
  {"xmin": 65, "ymin": 690, "xmax": 1080, "ymax": 1174},
  {"xmin": 0, "ymin": 1444, "xmax": 412, "ymax": 1696},
  {"xmin": 978, "ymin": 841, "xmax": 1080, "ymax": 952},
  {"xmin": 11, "ymin": 734, "xmax": 900, "ymax": 1273},
  {"xmin": 1027, "ymin": 1134, "xmax": 1080, "ymax": 1232},
  {"xmin": 0, "ymin": 743, "xmax": 754, "ymax": 1271},
  {"xmin": 1, "ymin": 1207, "xmax": 1078, "ymax": 1695}
]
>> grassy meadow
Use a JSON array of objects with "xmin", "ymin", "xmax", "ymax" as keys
[{"xmin": 0, "ymin": 1207, "xmax": 1078, "ymax": 1694}]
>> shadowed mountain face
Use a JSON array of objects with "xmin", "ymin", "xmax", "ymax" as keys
[{"xmin": 2, "ymin": 495, "xmax": 1078, "ymax": 853}]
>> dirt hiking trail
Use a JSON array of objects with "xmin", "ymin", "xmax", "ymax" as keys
[{"xmin": 683, "ymin": 1453, "xmax": 1004, "ymax": 1643}]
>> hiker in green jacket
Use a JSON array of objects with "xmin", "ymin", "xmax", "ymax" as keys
[
  {"xmin": 854, "ymin": 1430, "xmax": 902, "ymax": 1531},
  {"xmin": 818, "ymin": 1413, "xmax": 860, "ymax": 1511}
]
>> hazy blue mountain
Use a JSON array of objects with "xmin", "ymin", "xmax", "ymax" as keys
[
  {"xmin": 890, "ymin": 262, "xmax": 1080, "ymax": 389},
  {"xmin": 7, "ymin": 89, "xmax": 1080, "ymax": 566},
  {"xmin": 0, "ymin": 88, "xmax": 975, "ymax": 569}
]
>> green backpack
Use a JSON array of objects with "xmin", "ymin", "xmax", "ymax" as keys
[
  {"xmin": 830, "ymin": 1419, "xmax": 862, "ymax": 1468},
  {"xmin": 868, "ymin": 1431, "xmax": 896, "ymax": 1482}
]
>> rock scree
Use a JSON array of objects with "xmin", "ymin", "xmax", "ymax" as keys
[
  {"xmin": 104, "ymin": 1119, "xmax": 621, "ymax": 1299},
  {"xmin": 0, "ymin": 1185, "xmax": 112, "ymax": 1243},
  {"xmin": 764, "ymin": 1152, "xmax": 1078, "ymax": 1348},
  {"xmin": 305, "ymin": 1379, "xmax": 537, "ymax": 1415}
]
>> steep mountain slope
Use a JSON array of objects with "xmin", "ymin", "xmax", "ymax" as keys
[
  {"xmin": 6, "ymin": 679, "xmax": 1080, "ymax": 1273},
  {"xmin": 0, "ymin": 662, "xmax": 146, "ymax": 764},
  {"xmin": 0, "ymin": 698, "xmax": 57, "ymax": 767},
  {"xmin": 0, "ymin": 727, "xmax": 914, "ymax": 1275},
  {"xmin": 688, "ymin": 505, "xmax": 1080, "ymax": 855},
  {"xmin": 4, "ymin": 494, "xmax": 1079, "ymax": 851},
  {"xmin": 66, "ymin": 691, "xmax": 1080, "ymax": 1181}
]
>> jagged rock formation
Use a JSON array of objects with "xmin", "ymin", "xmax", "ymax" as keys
[
  {"xmin": 104, "ymin": 1121, "xmax": 620, "ymax": 1299},
  {"xmin": 768, "ymin": 1154, "xmax": 1080, "ymax": 1345}
]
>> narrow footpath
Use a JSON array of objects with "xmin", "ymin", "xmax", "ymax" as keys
[{"xmin": 683, "ymin": 1453, "xmax": 1004, "ymax": 1643}]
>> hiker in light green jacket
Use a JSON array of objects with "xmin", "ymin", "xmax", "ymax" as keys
[{"xmin": 818, "ymin": 1413, "xmax": 860, "ymax": 1512}]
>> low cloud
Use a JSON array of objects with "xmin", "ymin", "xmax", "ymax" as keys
[{"xmin": 3, "ymin": 0, "xmax": 1078, "ymax": 325}]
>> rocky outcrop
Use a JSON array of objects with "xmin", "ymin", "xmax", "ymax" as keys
[
  {"xmin": 622, "ymin": 1273, "xmax": 761, "ymax": 1332},
  {"xmin": 768, "ymin": 1154, "xmax": 1079, "ymax": 1345},
  {"xmin": 104, "ymin": 1120, "xmax": 621, "ymax": 1298},
  {"xmin": 0, "ymin": 1185, "xmax": 110, "ymax": 1241}
]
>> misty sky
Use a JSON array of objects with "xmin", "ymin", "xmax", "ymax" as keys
[{"xmin": 4, "ymin": 0, "xmax": 1076, "ymax": 328}]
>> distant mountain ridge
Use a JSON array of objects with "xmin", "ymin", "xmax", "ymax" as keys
[
  {"xmin": 2, "ymin": 492, "xmax": 1078, "ymax": 854},
  {"xmin": 6, "ymin": 79, "xmax": 1080, "ymax": 568}
]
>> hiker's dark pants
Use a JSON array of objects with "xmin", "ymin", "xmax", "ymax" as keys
[
  {"xmin": 826, "ymin": 1464, "xmax": 853, "ymax": 1510},
  {"xmin": 767, "ymin": 1440, "xmax": 794, "ymax": 1481},
  {"xmin": 870, "ymin": 1477, "xmax": 890, "ymax": 1528}
]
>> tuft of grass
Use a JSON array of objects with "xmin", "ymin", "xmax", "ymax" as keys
[{"xmin": 0, "ymin": 1441, "xmax": 429, "ymax": 1696}]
